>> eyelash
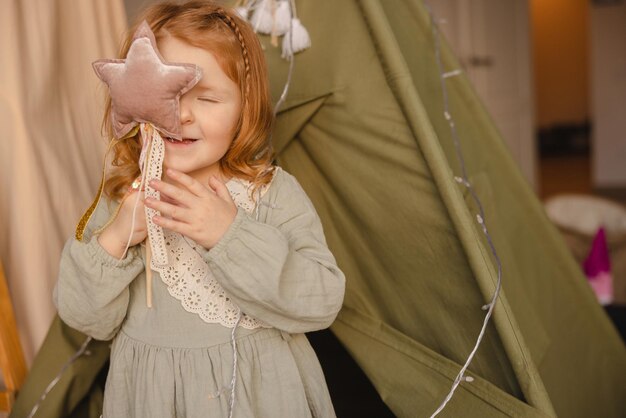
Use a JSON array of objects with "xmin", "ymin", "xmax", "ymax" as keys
[{"xmin": 198, "ymin": 97, "xmax": 220, "ymax": 103}]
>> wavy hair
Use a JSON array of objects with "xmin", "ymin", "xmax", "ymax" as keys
[{"xmin": 103, "ymin": 1, "xmax": 275, "ymax": 201}]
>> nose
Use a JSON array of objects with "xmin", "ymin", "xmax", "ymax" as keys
[{"xmin": 180, "ymin": 95, "xmax": 193, "ymax": 125}]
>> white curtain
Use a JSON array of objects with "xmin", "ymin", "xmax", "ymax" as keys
[{"xmin": 0, "ymin": 0, "xmax": 127, "ymax": 363}]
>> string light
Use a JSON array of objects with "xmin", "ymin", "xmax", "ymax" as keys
[
  {"xmin": 274, "ymin": 16, "xmax": 295, "ymax": 115},
  {"xmin": 425, "ymin": 6, "xmax": 504, "ymax": 418}
]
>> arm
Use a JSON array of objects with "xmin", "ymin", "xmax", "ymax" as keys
[
  {"xmin": 53, "ymin": 200, "xmax": 145, "ymax": 340},
  {"xmin": 201, "ymin": 172, "xmax": 346, "ymax": 333}
]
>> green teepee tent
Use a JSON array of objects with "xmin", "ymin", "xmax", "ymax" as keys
[
  {"xmin": 11, "ymin": 1, "xmax": 626, "ymax": 417},
  {"xmin": 263, "ymin": 0, "xmax": 626, "ymax": 416}
]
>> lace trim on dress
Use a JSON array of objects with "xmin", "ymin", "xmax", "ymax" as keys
[
  {"xmin": 144, "ymin": 132, "xmax": 168, "ymax": 266},
  {"xmin": 147, "ymin": 164, "xmax": 278, "ymax": 329}
]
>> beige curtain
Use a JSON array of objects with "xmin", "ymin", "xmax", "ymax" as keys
[{"xmin": 0, "ymin": 0, "xmax": 127, "ymax": 364}]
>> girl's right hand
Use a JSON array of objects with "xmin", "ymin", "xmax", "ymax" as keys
[{"xmin": 97, "ymin": 190, "xmax": 148, "ymax": 259}]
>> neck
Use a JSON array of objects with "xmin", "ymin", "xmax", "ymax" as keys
[{"xmin": 162, "ymin": 163, "xmax": 228, "ymax": 186}]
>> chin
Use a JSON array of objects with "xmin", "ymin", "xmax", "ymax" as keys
[
  {"xmin": 162, "ymin": 157, "xmax": 222, "ymax": 181},
  {"xmin": 163, "ymin": 158, "xmax": 192, "ymax": 173}
]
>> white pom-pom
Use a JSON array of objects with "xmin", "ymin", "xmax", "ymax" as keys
[
  {"xmin": 281, "ymin": 18, "xmax": 311, "ymax": 60},
  {"xmin": 250, "ymin": 0, "xmax": 274, "ymax": 34},
  {"xmin": 235, "ymin": 6, "xmax": 250, "ymax": 20},
  {"xmin": 272, "ymin": 0, "xmax": 291, "ymax": 36}
]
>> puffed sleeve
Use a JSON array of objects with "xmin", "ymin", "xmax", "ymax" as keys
[
  {"xmin": 200, "ymin": 171, "xmax": 346, "ymax": 333},
  {"xmin": 53, "ymin": 199, "xmax": 145, "ymax": 340}
]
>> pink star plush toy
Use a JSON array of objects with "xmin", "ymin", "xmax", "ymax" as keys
[{"xmin": 92, "ymin": 21, "xmax": 202, "ymax": 140}]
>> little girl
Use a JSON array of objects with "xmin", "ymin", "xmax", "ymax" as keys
[{"xmin": 53, "ymin": 2, "xmax": 345, "ymax": 417}]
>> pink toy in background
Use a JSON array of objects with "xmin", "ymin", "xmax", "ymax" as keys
[{"xmin": 584, "ymin": 227, "xmax": 614, "ymax": 305}]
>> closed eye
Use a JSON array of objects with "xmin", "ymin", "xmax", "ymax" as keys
[{"xmin": 198, "ymin": 97, "xmax": 221, "ymax": 103}]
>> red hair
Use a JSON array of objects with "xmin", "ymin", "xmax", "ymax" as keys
[{"xmin": 103, "ymin": 1, "xmax": 274, "ymax": 200}]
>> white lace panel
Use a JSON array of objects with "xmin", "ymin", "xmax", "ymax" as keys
[
  {"xmin": 145, "ymin": 160, "xmax": 275, "ymax": 329},
  {"xmin": 144, "ymin": 130, "xmax": 168, "ymax": 266}
]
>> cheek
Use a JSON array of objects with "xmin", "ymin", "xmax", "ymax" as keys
[
  {"xmin": 197, "ymin": 102, "xmax": 241, "ymax": 143},
  {"xmin": 223, "ymin": 100, "xmax": 242, "ymax": 131},
  {"xmin": 210, "ymin": 121, "xmax": 238, "ymax": 146},
  {"xmin": 218, "ymin": 109, "xmax": 242, "ymax": 141},
  {"xmin": 200, "ymin": 113, "xmax": 233, "ymax": 137},
  {"xmin": 224, "ymin": 111, "xmax": 240, "ymax": 135}
]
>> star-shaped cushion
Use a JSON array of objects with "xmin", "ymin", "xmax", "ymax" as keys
[{"xmin": 93, "ymin": 21, "xmax": 202, "ymax": 140}]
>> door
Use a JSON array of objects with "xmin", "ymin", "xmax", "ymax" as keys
[{"xmin": 427, "ymin": 0, "xmax": 537, "ymax": 190}]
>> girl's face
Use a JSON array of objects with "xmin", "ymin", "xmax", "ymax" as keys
[{"xmin": 157, "ymin": 36, "xmax": 242, "ymax": 183}]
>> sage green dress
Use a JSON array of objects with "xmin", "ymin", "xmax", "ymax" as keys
[{"xmin": 53, "ymin": 167, "xmax": 345, "ymax": 418}]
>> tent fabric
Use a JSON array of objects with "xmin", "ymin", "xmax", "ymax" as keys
[
  {"xmin": 9, "ymin": 318, "xmax": 109, "ymax": 418},
  {"xmin": 11, "ymin": 0, "xmax": 626, "ymax": 417},
  {"xmin": 263, "ymin": 0, "xmax": 626, "ymax": 416}
]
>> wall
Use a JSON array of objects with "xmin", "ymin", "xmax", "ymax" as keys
[
  {"xmin": 530, "ymin": 0, "xmax": 589, "ymax": 128},
  {"xmin": 125, "ymin": 0, "xmax": 156, "ymax": 24},
  {"xmin": 591, "ymin": 3, "xmax": 626, "ymax": 187}
]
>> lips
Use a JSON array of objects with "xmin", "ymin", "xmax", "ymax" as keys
[{"xmin": 164, "ymin": 136, "xmax": 199, "ymax": 144}]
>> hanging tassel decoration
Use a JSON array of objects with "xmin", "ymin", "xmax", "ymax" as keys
[
  {"xmin": 280, "ymin": 0, "xmax": 311, "ymax": 60},
  {"xmin": 272, "ymin": 0, "xmax": 292, "ymax": 36},
  {"xmin": 281, "ymin": 18, "xmax": 311, "ymax": 60},
  {"xmin": 234, "ymin": 0, "xmax": 252, "ymax": 19},
  {"xmin": 235, "ymin": 6, "xmax": 250, "ymax": 19},
  {"xmin": 250, "ymin": 0, "xmax": 274, "ymax": 34},
  {"xmin": 270, "ymin": 0, "xmax": 289, "ymax": 46},
  {"xmin": 234, "ymin": 0, "xmax": 253, "ymax": 19}
]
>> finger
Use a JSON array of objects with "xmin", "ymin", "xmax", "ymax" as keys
[
  {"xmin": 123, "ymin": 188, "xmax": 144, "ymax": 201},
  {"xmin": 149, "ymin": 179, "xmax": 194, "ymax": 207},
  {"xmin": 121, "ymin": 190, "xmax": 145, "ymax": 212},
  {"xmin": 152, "ymin": 214, "xmax": 191, "ymax": 235},
  {"xmin": 166, "ymin": 168, "xmax": 212, "ymax": 198},
  {"xmin": 208, "ymin": 176, "xmax": 234, "ymax": 203},
  {"xmin": 159, "ymin": 193, "xmax": 178, "ymax": 205},
  {"xmin": 145, "ymin": 197, "xmax": 191, "ymax": 222}
]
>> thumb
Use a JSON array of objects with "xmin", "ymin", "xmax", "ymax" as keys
[{"xmin": 208, "ymin": 176, "xmax": 233, "ymax": 202}]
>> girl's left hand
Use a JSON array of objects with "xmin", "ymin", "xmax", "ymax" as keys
[{"xmin": 144, "ymin": 168, "xmax": 237, "ymax": 249}]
